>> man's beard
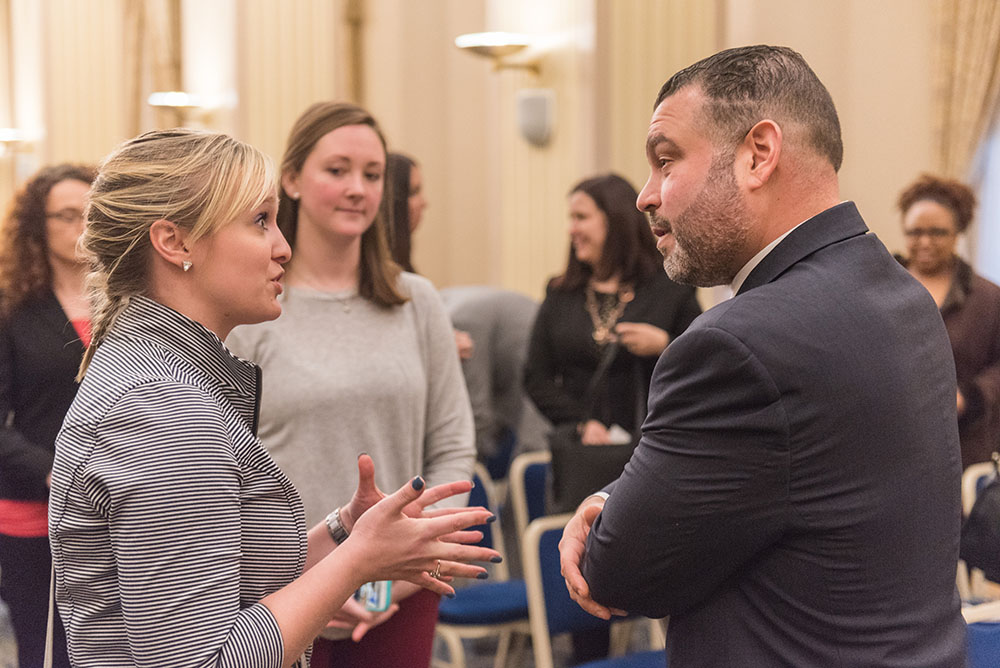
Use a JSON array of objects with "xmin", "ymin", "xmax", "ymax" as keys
[{"xmin": 656, "ymin": 153, "xmax": 754, "ymax": 287}]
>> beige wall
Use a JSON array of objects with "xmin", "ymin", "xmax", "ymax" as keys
[
  {"xmin": 1, "ymin": 0, "xmax": 942, "ymax": 293},
  {"xmin": 724, "ymin": 0, "xmax": 937, "ymax": 257},
  {"xmin": 40, "ymin": 0, "xmax": 128, "ymax": 166},
  {"xmin": 236, "ymin": 0, "xmax": 345, "ymax": 164},
  {"xmin": 364, "ymin": 0, "xmax": 496, "ymax": 287}
]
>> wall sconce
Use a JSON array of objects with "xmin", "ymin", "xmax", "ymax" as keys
[
  {"xmin": 0, "ymin": 128, "xmax": 34, "ymax": 157},
  {"xmin": 147, "ymin": 91, "xmax": 216, "ymax": 125},
  {"xmin": 454, "ymin": 32, "xmax": 540, "ymax": 74}
]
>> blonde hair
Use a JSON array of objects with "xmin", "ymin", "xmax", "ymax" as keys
[{"xmin": 78, "ymin": 128, "xmax": 276, "ymax": 378}]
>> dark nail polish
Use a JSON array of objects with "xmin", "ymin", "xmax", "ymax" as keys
[
  {"xmin": 490, "ymin": 556, "xmax": 503, "ymax": 563},
  {"xmin": 445, "ymin": 592, "xmax": 456, "ymax": 599},
  {"xmin": 486, "ymin": 515, "xmax": 497, "ymax": 523},
  {"xmin": 476, "ymin": 572, "xmax": 489, "ymax": 580},
  {"xmin": 412, "ymin": 476, "xmax": 424, "ymax": 490},
  {"xmin": 358, "ymin": 452, "xmax": 368, "ymax": 458}
]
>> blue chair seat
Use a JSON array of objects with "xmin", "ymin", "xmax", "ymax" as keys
[
  {"xmin": 573, "ymin": 649, "xmax": 666, "ymax": 668},
  {"xmin": 437, "ymin": 580, "xmax": 528, "ymax": 625},
  {"xmin": 967, "ymin": 622, "xmax": 1000, "ymax": 668}
]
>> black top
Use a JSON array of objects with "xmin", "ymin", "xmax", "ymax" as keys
[
  {"xmin": 0, "ymin": 290, "xmax": 85, "ymax": 501},
  {"xmin": 524, "ymin": 271, "xmax": 701, "ymax": 432}
]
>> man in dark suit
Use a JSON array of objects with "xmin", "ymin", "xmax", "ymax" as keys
[{"xmin": 559, "ymin": 45, "xmax": 966, "ymax": 667}]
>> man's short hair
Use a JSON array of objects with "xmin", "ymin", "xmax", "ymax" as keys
[{"xmin": 655, "ymin": 45, "xmax": 843, "ymax": 171}]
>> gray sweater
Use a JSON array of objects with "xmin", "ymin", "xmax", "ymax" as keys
[{"xmin": 227, "ymin": 272, "xmax": 474, "ymax": 528}]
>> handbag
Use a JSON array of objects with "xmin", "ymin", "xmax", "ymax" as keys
[
  {"xmin": 960, "ymin": 452, "xmax": 1000, "ymax": 583},
  {"xmin": 548, "ymin": 342, "xmax": 642, "ymax": 514}
]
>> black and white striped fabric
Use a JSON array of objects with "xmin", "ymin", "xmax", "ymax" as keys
[{"xmin": 48, "ymin": 296, "xmax": 308, "ymax": 667}]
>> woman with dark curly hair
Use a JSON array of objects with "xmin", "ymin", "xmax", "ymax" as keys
[
  {"xmin": 0, "ymin": 163, "xmax": 94, "ymax": 668},
  {"xmin": 897, "ymin": 174, "xmax": 1000, "ymax": 469}
]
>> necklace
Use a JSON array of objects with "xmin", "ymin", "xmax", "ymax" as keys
[
  {"xmin": 585, "ymin": 284, "xmax": 634, "ymax": 345},
  {"xmin": 330, "ymin": 289, "xmax": 358, "ymax": 313}
]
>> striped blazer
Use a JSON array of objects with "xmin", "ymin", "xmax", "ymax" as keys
[{"xmin": 49, "ymin": 297, "xmax": 308, "ymax": 667}]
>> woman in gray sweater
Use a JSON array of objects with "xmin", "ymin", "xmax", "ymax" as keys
[{"xmin": 227, "ymin": 103, "xmax": 475, "ymax": 667}]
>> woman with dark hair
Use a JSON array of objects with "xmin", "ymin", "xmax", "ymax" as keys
[
  {"xmin": 0, "ymin": 163, "xmax": 95, "ymax": 668},
  {"xmin": 897, "ymin": 174, "xmax": 1000, "ymax": 469},
  {"xmin": 227, "ymin": 103, "xmax": 475, "ymax": 667},
  {"xmin": 525, "ymin": 173, "xmax": 701, "ymax": 446},
  {"xmin": 524, "ymin": 173, "xmax": 700, "ymax": 664},
  {"xmin": 385, "ymin": 152, "xmax": 424, "ymax": 274}
]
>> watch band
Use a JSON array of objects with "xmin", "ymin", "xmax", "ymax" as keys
[{"xmin": 325, "ymin": 507, "xmax": 349, "ymax": 544}]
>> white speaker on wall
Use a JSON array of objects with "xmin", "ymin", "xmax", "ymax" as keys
[{"xmin": 516, "ymin": 88, "xmax": 555, "ymax": 147}]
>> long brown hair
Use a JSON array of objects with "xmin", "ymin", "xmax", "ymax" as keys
[
  {"xmin": 0, "ymin": 163, "xmax": 96, "ymax": 319},
  {"xmin": 278, "ymin": 102, "xmax": 406, "ymax": 307},
  {"xmin": 552, "ymin": 173, "xmax": 662, "ymax": 292}
]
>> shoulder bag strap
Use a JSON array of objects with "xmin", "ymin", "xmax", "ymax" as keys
[
  {"xmin": 582, "ymin": 342, "xmax": 621, "ymax": 419},
  {"xmin": 44, "ymin": 563, "xmax": 54, "ymax": 668}
]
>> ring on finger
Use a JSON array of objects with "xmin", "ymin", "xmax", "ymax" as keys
[{"xmin": 429, "ymin": 560, "xmax": 442, "ymax": 580}]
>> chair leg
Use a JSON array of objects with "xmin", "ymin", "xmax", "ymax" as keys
[
  {"xmin": 609, "ymin": 619, "xmax": 634, "ymax": 656},
  {"xmin": 492, "ymin": 630, "xmax": 511, "ymax": 668},
  {"xmin": 648, "ymin": 617, "xmax": 666, "ymax": 649},
  {"xmin": 507, "ymin": 631, "xmax": 527, "ymax": 668},
  {"xmin": 434, "ymin": 628, "xmax": 466, "ymax": 668}
]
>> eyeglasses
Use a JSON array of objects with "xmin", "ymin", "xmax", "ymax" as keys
[
  {"xmin": 45, "ymin": 209, "xmax": 86, "ymax": 224},
  {"xmin": 903, "ymin": 228, "xmax": 955, "ymax": 239}
]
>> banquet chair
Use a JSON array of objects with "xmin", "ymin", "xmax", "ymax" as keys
[
  {"xmin": 959, "ymin": 461, "xmax": 999, "ymax": 601},
  {"xmin": 522, "ymin": 514, "xmax": 663, "ymax": 668},
  {"xmin": 433, "ymin": 463, "xmax": 529, "ymax": 668}
]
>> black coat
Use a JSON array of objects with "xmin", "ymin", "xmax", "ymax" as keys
[
  {"xmin": 0, "ymin": 291, "xmax": 85, "ymax": 501},
  {"xmin": 524, "ymin": 271, "xmax": 701, "ymax": 433},
  {"xmin": 584, "ymin": 203, "xmax": 966, "ymax": 667}
]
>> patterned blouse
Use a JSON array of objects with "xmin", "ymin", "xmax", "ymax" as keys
[{"xmin": 48, "ymin": 297, "xmax": 307, "ymax": 668}]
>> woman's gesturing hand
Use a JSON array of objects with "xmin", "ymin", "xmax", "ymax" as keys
[
  {"xmin": 340, "ymin": 453, "xmax": 480, "ymax": 532},
  {"xmin": 341, "ymin": 473, "xmax": 501, "ymax": 597}
]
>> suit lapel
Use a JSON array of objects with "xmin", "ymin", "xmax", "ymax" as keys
[{"xmin": 737, "ymin": 202, "xmax": 869, "ymax": 296}]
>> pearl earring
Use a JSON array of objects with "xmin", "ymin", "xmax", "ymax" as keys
[{"xmin": 182, "ymin": 260, "xmax": 192, "ymax": 272}]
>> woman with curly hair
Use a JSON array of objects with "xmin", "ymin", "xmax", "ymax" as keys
[
  {"xmin": 897, "ymin": 174, "xmax": 1000, "ymax": 469},
  {"xmin": 0, "ymin": 163, "xmax": 95, "ymax": 668}
]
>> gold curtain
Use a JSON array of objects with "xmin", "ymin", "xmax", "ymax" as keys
[
  {"xmin": 935, "ymin": 0, "xmax": 1000, "ymax": 177},
  {"xmin": 0, "ymin": 0, "xmax": 14, "ymax": 208},
  {"xmin": 123, "ymin": 0, "xmax": 183, "ymax": 135}
]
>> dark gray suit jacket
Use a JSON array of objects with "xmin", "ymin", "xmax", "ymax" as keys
[{"xmin": 583, "ymin": 202, "xmax": 966, "ymax": 667}]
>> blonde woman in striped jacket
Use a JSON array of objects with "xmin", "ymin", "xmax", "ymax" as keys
[{"xmin": 47, "ymin": 129, "xmax": 499, "ymax": 668}]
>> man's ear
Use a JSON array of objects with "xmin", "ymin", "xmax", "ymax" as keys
[
  {"xmin": 741, "ymin": 119, "xmax": 782, "ymax": 190},
  {"xmin": 148, "ymin": 219, "xmax": 190, "ymax": 270}
]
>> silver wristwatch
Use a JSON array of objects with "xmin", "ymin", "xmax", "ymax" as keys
[{"xmin": 325, "ymin": 507, "xmax": 349, "ymax": 544}]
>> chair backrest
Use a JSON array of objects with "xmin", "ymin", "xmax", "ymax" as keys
[
  {"xmin": 510, "ymin": 450, "xmax": 551, "ymax": 539},
  {"xmin": 962, "ymin": 462, "xmax": 997, "ymax": 515},
  {"xmin": 959, "ymin": 461, "xmax": 998, "ymax": 600},
  {"xmin": 522, "ymin": 513, "xmax": 612, "ymax": 668},
  {"xmin": 470, "ymin": 462, "xmax": 510, "ymax": 580}
]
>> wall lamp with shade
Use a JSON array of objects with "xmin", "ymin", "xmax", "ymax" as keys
[
  {"xmin": 147, "ymin": 91, "xmax": 223, "ymax": 126},
  {"xmin": 454, "ymin": 32, "xmax": 540, "ymax": 74},
  {"xmin": 454, "ymin": 32, "xmax": 553, "ymax": 147},
  {"xmin": 0, "ymin": 128, "xmax": 35, "ymax": 157}
]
